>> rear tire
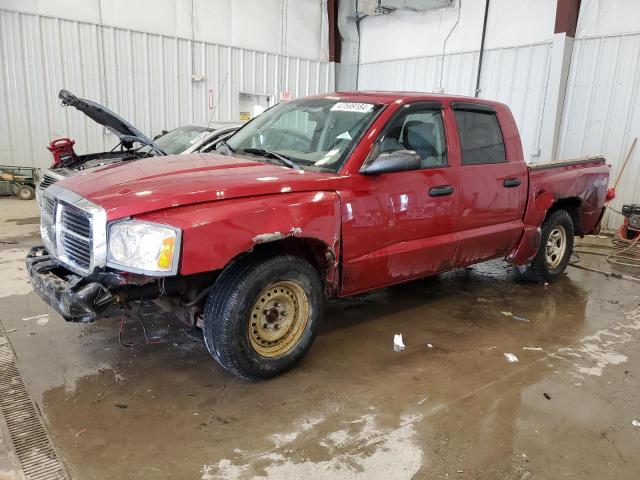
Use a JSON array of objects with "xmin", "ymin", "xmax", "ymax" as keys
[
  {"xmin": 203, "ymin": 254, "xmax": 323, "ymax": 381},
  {"xmin": 18, "ymin": 185, "xmax": 35, "ymax": 200},
  {"xmin": 523, "ymin": 209, "xmax": 574, "ymax": 283}
]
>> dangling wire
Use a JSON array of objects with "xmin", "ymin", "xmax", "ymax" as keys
[{"xmin": 118, "ymin": 286, "xmax": 163, "ymax": 347}]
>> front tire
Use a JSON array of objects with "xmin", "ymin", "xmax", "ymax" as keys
[
  {"xmin": 523, "ymin": 209, "xmax": 574, "ymax": 283},
  {"xmin": 203, "ymin": 255, "xmax": 323, "ymax": 380}
]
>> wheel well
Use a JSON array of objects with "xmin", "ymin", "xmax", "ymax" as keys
[
  {"xmin": 242, "ymin": 237, "xmax": 339, "ymax": 295},
  {"xmin": 546, "ymin": 197, "xmax": 581, "ymax": 235}
]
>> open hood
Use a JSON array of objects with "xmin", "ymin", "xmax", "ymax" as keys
[{"xmin": 59, "ymin": 89, "xmax": 166, "ymax": 155}]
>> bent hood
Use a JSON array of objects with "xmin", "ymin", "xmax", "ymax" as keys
[
  {"xmin": 58, "ymin": 154, "xmax": 339, "ymax": 220},
  {"xmin": 59, "ymin": 89, "xmax": 166, "ymax": 155}
]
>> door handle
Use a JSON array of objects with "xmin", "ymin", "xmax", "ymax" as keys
[
  {"xmin": 429, "ymin": 185, "xmax": 454, "ymax": 197},
  {"xmin": 503, "ymin": 178, "xmax": 521, "ymax": 188}
]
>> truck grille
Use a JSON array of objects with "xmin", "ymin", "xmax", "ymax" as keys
[
  {"xmin": 59, "ymin": 205, "xmax": 92, "ymax": 270},
  {"xmin": 40, "ymin": 186, "xmax": 105, "ymax": 275},
  {"xmin": 40, "ymin": 172, "xmax": 59, "ymax": 189},
  {"xmin": 44, "ymin": 196, "xmax": 56, "ymax": 217}
]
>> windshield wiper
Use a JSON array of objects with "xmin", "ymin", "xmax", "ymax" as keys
[{"xmin": 242, "ymin": 148, "xmax": 302, "ymax": 170}]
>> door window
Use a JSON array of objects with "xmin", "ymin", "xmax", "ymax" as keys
[
  {"xmin": 454, "ymin": 110, "xmax": 506, "ymax": 165},
  {"xmin": 379, "ymin": 104, "xmax": 447, "ymax": 168}
]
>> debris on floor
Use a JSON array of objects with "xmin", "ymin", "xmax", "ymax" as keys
[
  {"xmin": 393, "ymin": 334, "xmax": 405, "ymax": 352},
  {"xmin": 504, "ymin": 353, "xmax": 519, "ymax": 363},
  {"xmin": 523, "ymin": 346, "xmax": 543, "ymax": 351},
  {"xmin": 544, "ymin": 393, "xmax": 551, "ymax": 400},
  {"xmin": 632, "ymin": 420, "xmax": 640, "ymax": 427},
  {"xmin": 36, "ymin": 317, "xmax": 49, "ymax": 326},
  {"xmin": 512, "ymin": 315, "xmax": 529, "ymax": 322}
]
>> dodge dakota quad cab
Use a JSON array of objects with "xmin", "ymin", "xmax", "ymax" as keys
[
  {"xmin": 36, "ymin": 89, "xmax": 240, "ymax": 205},
  {"xmin": 26, "ymin": 92, "xmax": 611, "ymax": 380}
]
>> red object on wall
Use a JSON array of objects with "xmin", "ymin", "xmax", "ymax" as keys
[{"xmin": 47, "ymin": 138, "xmax": 76, "ymax": 168}]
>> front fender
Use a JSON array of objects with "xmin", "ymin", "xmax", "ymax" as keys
[{"xmin": 135, "ymin": 191, "xmax": 342, "ymax": 276}]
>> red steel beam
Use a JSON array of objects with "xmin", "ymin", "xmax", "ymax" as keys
[
  {"xmin": 554, "ymin": 0, "xmax": 581, "ymax": 38},
  {"xmin": 328, "ymin": 0, "xmax": 341, "ymax": 62}
]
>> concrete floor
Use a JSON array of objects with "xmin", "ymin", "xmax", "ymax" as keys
[{"xmin": 1, "ymin": 197, "xmax": 639, "ymax": 479}]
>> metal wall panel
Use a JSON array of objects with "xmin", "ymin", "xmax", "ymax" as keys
[
  {"xmin": 557, "ymin": 33, "xmax": 640, "ymax": 229},
  {"xmin": 0, "ymin": 9, "xmax": 334, "ymax": 169},
  {"xmin": 357, "ymin": 42, "xmax": 552, "ymax": 163}
]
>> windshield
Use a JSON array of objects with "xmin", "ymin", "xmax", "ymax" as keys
[
  {"xmin": 150, "ymin": 126, "xmax": 211, "ymax": 155},
  {"xmin": 223, "ymin": 98, "xmax": 383, "ymax": 172}
]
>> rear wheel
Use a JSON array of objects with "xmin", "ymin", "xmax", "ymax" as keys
[
  {"xmin": 523, "ymin": 209, "xmax": 574, "ymax": 283},
  {"xmin": 203, "ymin": 255, "xmax": 323, "ymax": 380},
  {"xmin": 18, "ymin": 185, "xmax": 35, "ymax": 200}
]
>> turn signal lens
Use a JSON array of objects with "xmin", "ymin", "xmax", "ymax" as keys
[{"xmin": 157, "ymin": 237, "xmax": 176, "ymax": 270}]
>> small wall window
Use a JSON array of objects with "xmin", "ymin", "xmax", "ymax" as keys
[
  {"xmin": 379, "ymin": 104, "xmax": 447, "ymax": 168},
  {"xmin": 454, "ymin": 109, "xmax": 506, "ymax": 165}
]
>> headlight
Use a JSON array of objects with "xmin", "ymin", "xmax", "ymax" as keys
[{"xmin": 107, "ymin": 220, "xmax": 181, "ymax": 275}]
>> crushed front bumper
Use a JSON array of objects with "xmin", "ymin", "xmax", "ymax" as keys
[{"xmin": 26, "ymin": 246, "xmax": 116, "ymax": 322}]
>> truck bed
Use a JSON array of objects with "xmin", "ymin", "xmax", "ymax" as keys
[{"xmin": 528, "ymin": 156, "xmax": 605, "ymax": 171}]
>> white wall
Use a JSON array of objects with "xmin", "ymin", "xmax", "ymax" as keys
[
  {"xmin": 359, "ymin": 0, "xmax": 556, "ymax": 63},
  {"xmin": 576, "ymin": 0, "xmax": 640, "ymax": 38},
  {"xmin": 0, "ymin": 0, "xmax": 328, "ymax": 61},
  {"xmin": 0, "ymin": 6, "xmax": 334, "ymax": 169}
]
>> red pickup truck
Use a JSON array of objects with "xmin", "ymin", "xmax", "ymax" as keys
[{"xmin": 27, "ymin": 92, "xmax": 611, "ymax": 380}]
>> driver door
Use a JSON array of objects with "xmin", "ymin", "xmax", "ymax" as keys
[{"xmin": 341, "ymin": 102, "xmax": 460, "ymax": 295}]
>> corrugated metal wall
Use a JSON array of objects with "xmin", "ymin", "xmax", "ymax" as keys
[
  {"xmin": 557, "ymin": 32, "xmax": 640, "ymax": 229},
  {"xmin": 0, "ymin": 9, "xmax": 334, "ymax": 169},
  {"xmin": 357, "ymin": 42, "xmax": 553, "ymax": 163}
]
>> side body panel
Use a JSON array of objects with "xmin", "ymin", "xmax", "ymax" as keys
[{"xmin": 507, "ymin": 158, "xmax": 610, "ymax": 264}]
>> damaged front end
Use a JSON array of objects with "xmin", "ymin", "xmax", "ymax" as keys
[
  {"xmin": 27, "ymin": 246, "xmax": 121, "ymax": 322},
  {"xmin": 26, "ymin": 246, "xmax": 215, "ymax": 324}
]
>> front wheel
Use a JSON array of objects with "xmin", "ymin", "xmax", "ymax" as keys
[
  {"xmin": 522, "ymin": 209, "xmax": 574, "ymax": 283},
  {"xmin": 203, "ymin": 255, "xmax": 323, "ymax": 380}
]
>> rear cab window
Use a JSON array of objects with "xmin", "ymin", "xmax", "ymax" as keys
[{"xmin": 453, "ymin": 103, "xmax": 506, "ymax": 165}]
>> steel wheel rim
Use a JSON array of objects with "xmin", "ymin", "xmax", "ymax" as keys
[
  {"xmin": 248, "ymin": 280, "xmax": 309, "ymax": 358},
  {"xmin": 545, "ymin": 225, "xmax": 567, "ymax": 269}
]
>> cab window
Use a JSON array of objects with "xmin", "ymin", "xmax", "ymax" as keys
[
  {"xmin": 454, "ymin": 109, "xmax": 506, "ymax": 165},
  {"xmin": 378, "ymin": 103, "xmax": 447, "ymax": 168}
]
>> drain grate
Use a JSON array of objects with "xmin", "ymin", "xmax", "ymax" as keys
[{"xmin": 0, "ymin": 333, "xmax": 68, "ymax": 479}]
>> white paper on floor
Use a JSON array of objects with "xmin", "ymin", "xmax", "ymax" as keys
[
  {"xmin": 393, "ymin": 334, "xmax": 405, "ymax": 352},
  {"xmin": 504, "ymin": 352, "xmax": 519, "ymax": 363}
]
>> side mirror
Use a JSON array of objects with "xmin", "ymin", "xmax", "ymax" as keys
[
  {"xmin": 153, "ymin": 130, "xmax": 168, "ymax": 140},
  {"xmin": 360, "ymin": 149, "xmax": 421, "ymax": 175}
]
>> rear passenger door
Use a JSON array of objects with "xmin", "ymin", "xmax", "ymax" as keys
[{"xmin": 452, "ymin": 103, "xmax": 527, "ymax": 266}]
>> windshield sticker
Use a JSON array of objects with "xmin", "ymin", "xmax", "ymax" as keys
[
  {"xmin": 331, "ymin": 102, "xmax": 374, "ymax": 113},
  {"xmin": 336, "ymin": 131, "xmax": 352, "ymax": 140}
]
